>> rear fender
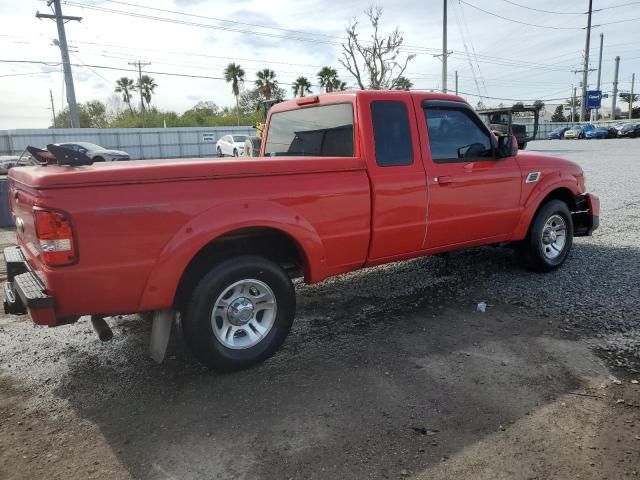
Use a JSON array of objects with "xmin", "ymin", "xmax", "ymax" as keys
[
  {"xmin": 138, "ymin": 200, "xmax": 325, "ymax": 311},
  {"xmin": 512, "ymin": 173, "xmax": 581, "ymax": 240}
]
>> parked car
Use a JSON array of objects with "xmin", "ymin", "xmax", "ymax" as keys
[
  {"xmin": 4, "ymin": 90, "xmax": 600, "ymax": 371},
  {"xmin": 585, "ymin": 127, "xmax": 617, "ymax": 139},
  {"xmin": 564, "ymin": 124, "xmax": 595, "ymax": 139},
  {"xmin": 0, "ymin": 156, "xmax": 21, "ymax": 172},
  {"xmin": 216, "ymin": 135, "xmax": 248, "ymax": 157},
  {"xmin": 548, "ymin": 127, "xmax": 569, "ymax": 139},
  {"xmin": 56, "ymin": 142, "xmax": 129, "ymax": 162},
  {"xmin": 564, "ymin": 126, "xmax": 583, "ymax": 139},
  {"xmin": 618, "ymin": 123, "xmax": 640, "ymax": 138}
]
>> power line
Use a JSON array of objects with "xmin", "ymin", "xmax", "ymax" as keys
[
  {"xmin": 459, "ymin": 1, "xmax": 584, "ymax": 29},
  {"xmin": 497, "ymin": 0, "xmax": 585, "ymax": 15},
  {"xmin": 0, "ymin": 69, "xmax": 59, "ymax": 78},
  {"xmin": 0, "ymin": 58, "xmax": 321, "ymax": 87},
  {"xmin": 77, "ymin": 0, "xmax": 342, "ymax": 40}
]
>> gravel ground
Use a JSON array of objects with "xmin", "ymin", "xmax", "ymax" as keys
[{"xmin": 0, "ymin": 138, "xmax": 639, "ymax": 479}]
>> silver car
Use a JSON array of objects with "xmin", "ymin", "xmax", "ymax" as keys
[{"xmin": 57, "ymin": 142, "xmax": 130, "ymax": 162}]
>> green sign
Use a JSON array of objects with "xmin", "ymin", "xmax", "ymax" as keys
[{"xmin": 601, "ymin": 93, "xmax": 609, "ymax": 98}]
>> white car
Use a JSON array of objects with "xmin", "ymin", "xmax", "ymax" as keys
[{"xmin": 216, "ymin": 135, "xmax": 247, "ymax": 157}]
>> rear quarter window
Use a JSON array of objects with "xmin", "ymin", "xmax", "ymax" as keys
[{"xmin": 264, "ymin": 103, "xmax": 354, "ymax": 157}]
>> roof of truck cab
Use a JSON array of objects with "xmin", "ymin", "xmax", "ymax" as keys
[{"xmin": 269, "ymin": 90, "xmax": 469, "ymax": 114}]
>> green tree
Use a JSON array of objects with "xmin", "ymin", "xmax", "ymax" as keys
[
  {"xmin": 52, "ymin": 100, "xmax": 109, "ymax": 128},
  {"xmin": 394, "ymin": 76, "xmax": 413, "ymax": 91},
  {"xmin": 533, "ymin": 99, "xmax": 545, "ymax": 112},
  {"xmin": 224, "ymin": 63, "xmax": 245, "ymax": 125},
  {"xmin": 619, "ymin": 93, "xmax": 639, "ymax": 105},
  {"xmin": 317, "ymin": 67, "xmax": 339, "ymax": 93},
  {"xmin": 255, "ymin": 69, "xmax": 279, "ymax": 100},
  {"xmin": 138, "ymin": 75, "xmax": 157, "ymax": 110},
  {"xmin": 292, "ymin": 76, "xmax": 312, "ymax": 97},
  {"xmin": 115, "ymin": 77, "xmax": 136, "ymax": 114},
  {"xmin": 331, "ymin": 78, "xmax": 347, "ymax": 91},
  {"xmin": 551, "ymin": 104, "xmax": 566, "ymax": 122}
]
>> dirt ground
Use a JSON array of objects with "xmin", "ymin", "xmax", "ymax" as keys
[{"xmin": 1, "ymin": 139, "xmax": 639, "ymax": 479}]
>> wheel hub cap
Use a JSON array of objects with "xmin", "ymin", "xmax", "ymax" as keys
[
  {"xmin": 228, "ymin": 297, "xmax": 254, "ymax": 326},
  {"xmin": 211, "ymin": 279, "xmax": 277, "ymax": 350},
  {"xmin": 540, "ymin": 214, "xmax": 567, "ymax": 260}
]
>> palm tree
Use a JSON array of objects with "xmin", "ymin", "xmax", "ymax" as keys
[
  {"xmin": 115, "ymin": 77, "xmax": 136, "ymax": 114},
  {"xmin": 255, "ymin": 69, "xmax": 278, "ymax": 101},
  {"xmin": 138, "ymin": 75, "xmax": 157, "ymax": 111},
  {"xmin": 224, "ymin": 63, "xmax": 245, "ymax": 126},
  {"xmin": 317, "ymin": 67, "xmax": 338, "ymax": 93},
  {"xmin": 331, "ymin": 78, "xmax": 347, "ymax": 92},
  {"xmin": 393, "ymin": 76, "xmax": 413, "ymax": 91},
  {"xmin": 291, "ymin": 76, "xmax": 312, "ymax": 98}
]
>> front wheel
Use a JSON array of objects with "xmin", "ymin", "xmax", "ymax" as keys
[
  {"xmin": 216, "ymin": 147, "xmax": 223, "ymax": 157},
  {"xmin": 182, "ymin": 256, "xmax": 296, "ymax": 371},
  {"xmin": 517, "ymin": 200, "xmax": 574, "ymax": 272}
]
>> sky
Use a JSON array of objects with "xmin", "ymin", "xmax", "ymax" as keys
[{"xmin": 0, "ymin": 0, "xmax": 639, "ymax": 129}]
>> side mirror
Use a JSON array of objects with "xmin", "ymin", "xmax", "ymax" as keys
[{"xmin": 497, "ymin": 135, "xmax": 518, "ymax": 158}]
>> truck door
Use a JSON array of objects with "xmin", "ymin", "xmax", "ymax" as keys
[
  {"xmin": 415, "ymin": 99, "xmax": 522, "ymax": 249},
  {"xmin": 362, "ymin": 94, "xmax": 428, "ymax": 260}
]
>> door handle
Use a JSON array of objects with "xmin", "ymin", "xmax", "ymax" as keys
[{"xmin": 437, "ymin": 176, "xmax": 453, "ymax": 186}]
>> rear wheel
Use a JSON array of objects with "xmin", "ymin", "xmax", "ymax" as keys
[
  {"xmin": 217, "ymin": 147, "xmax": 223, "ymax": 157},
  {"xmin": 182, "ymin": 256, "xmax": 296, "ymax": 371},
  {"xmin": 517, "ymin": 200, "xmax": 574, "ymax": 272}
]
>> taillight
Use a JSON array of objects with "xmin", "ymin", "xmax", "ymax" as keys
[{"xmin": 33, "ymin": 208, "xmax": 77, "ymax": 266}]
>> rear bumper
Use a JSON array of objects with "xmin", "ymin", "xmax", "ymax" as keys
[
  {"xmin": 3, "ymin": 246, "xmax": 56, "ymax": 326},
  {"xmin": 573, "ymin": 193, "xmax": 600, "ymax": 237}
]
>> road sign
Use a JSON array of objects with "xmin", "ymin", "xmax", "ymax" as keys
[
  {"xmin": 601, "ymin": 93, "xmax": 609, "ymax": 99},
  {"xmin": 585, "ymin": 90, "xmax": 602, "ymax": 110}
]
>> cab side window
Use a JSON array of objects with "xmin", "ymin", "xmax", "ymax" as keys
[
  {"xmin": 371, "ymin": 101, "xmax": 413, "ymax": 167},
  {"xmin": 424, "ymin": 107, "xmax": 493, "ymax": 163}
]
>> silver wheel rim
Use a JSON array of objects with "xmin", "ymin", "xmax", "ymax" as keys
[
  {"xmin": 211, "ymin": 279, "xmax": 277, "ymax": 350},
  {"xmin": 541, "ymin": 214, "xmax": 567, "ymax": 260}
]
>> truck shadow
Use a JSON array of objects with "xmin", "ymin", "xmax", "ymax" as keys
[{"xmin": 52, "ymin": 239, "xmax": 638, "ymax": 479}]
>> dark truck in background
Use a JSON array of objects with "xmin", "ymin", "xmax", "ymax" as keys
[{"xmin": 478, "ymin": 104, "xmax": 541, "ymax": 150}]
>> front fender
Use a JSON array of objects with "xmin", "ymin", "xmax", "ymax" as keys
[
  {"xmin": 137, "ymin": 199, "xmax": 326, "ymax": 311},
  {"xmin": 512, "ymin": 172, "xmax": 581, "ymax": 240}
]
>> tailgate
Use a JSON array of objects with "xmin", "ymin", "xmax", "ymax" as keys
[{"xmin": 8, "ymin": 179, "xmax": 42, "ymax": 267}]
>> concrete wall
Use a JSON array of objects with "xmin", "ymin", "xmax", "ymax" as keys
[{"xmin": 0, "ymin": 126, "xmax": 255, "ymax": 159}]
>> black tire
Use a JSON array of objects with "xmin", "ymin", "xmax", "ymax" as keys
[
  {"xmin": 93, "ymin": 156, "xmax": 105, "ymax": 162},
  {"xmin": 517, "ymin": 200, "xmax": 574, "ymax": 272},
  {"xmin": 182, "ymin": 256, "xmax": 296, "ymax": 371},
  {"xmin": 216, "ymin": 147, "xmax": 223, "ymax": 157},
  {"xmin": 233, "ymin": 148, "xmax": 239, "ymax": 157},
  {"xmin": 518, "ymin": 142, "xmax": 527, "ymax": 150}
]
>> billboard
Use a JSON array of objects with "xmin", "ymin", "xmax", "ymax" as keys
[{"xmin": 585, "ymin": 90, "xmax": 602, "ymax": 110}]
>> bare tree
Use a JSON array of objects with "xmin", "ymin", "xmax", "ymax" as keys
[{"xmin": 339, "ymin": 6, "xmax": 415, "ymax": 90}]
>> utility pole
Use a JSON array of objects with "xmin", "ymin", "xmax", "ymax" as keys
[
  {"xmin": 36, "ymin": 0, "xmax": 82, "ymax": 128},
  {"xmin": 579, "ymin": 0, "xmax": 593, "ymax": 122},
  {"xmin": 128, "ymin": 60, "xmax": 151, "ymax": 113},
  {"xmin": 630, "ymin": 73, "xmax": 635, "ymax": 120},
  {"xmin": 571, "ymin": 85, "xmax": 576, "ymax": 123},
  {"xmin": 594, "ymin": 32, "xmax": 603, "ymax": 121},
  {"xmin": 49, "ymin": 89, "xmax": 56, "ymax": 126},
  {"xmin": 455, "ymin": 70, "xmax": 458, "ymax": 96},
  {"xmin": 442, "ymin": 0, "xmax": 447, "ymax": 93},
  {"xmin": 612, "ymin": 56, "xmax": 620, "ymax": 120}
]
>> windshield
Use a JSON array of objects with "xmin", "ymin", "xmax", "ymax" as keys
[
  {"xmin": 64, "ymin": 142, "xmax": 103, "ymax": 150},
  {"xmin": 232, "ymin": 135, "xmax": 247, "ymax": 142},
  {"xmin": 264, "ymin": 103, "xmax": 354, "ymax": 157}
]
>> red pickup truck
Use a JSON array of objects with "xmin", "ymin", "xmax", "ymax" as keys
[{"xmin": 4, "ymin": 91, "xmax": 599, "ymax": 370}]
